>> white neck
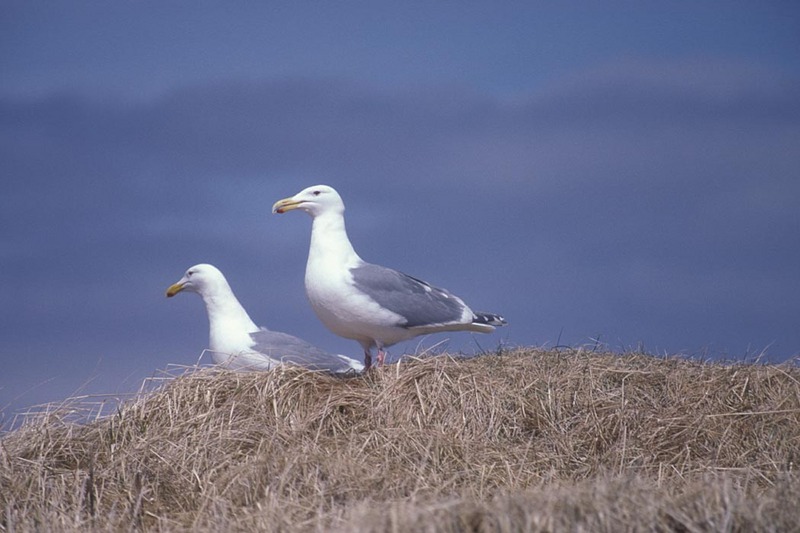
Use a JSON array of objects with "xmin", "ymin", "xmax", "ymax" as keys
[
  {"xmin": 199, "ymin": 281, "xmax": 259, "ymax": 351},
  {"xmin": 308, "ymin": 210, "xmax": 361, "ymax": 267}
]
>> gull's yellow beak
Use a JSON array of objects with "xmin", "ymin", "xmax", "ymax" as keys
[
  {"xmin": 272, "ymin": 197, "xmax": 303, "ymax": 214},
  {"xmin": 165, "ymin": 282, "xmax": 186, "ymax": 298}
]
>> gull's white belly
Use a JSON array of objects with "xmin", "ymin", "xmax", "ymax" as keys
[{"xmin": 305, "ymin": 263, "xmax": 412, "ymax": 346}]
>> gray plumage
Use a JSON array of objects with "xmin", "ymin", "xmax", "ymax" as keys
[
  {"xmin": 350, "ymin": 263, "xmax": 472, "ymax": 328},
  {"xmin": 249, "ymin": 328, "xmax": 362, "ymax": 372}
]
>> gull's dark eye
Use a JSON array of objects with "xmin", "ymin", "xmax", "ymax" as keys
[{"xmin": 312, "ymin": 190, "xmax": 321, "ymax": 196}]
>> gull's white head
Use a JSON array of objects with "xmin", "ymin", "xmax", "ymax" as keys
[
  {"xmin": 272, "ymin": 184, "xmax": 344, "ymax": 218},
  {"xmin": 165, "ymin": 263, "xmax": 226, "ymax": 297}
]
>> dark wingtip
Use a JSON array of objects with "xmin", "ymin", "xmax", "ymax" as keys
[{"xmin": 474, "ymin": 312, "xmax": 507, "ymax": 326}]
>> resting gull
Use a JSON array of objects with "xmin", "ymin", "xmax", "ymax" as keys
[
  {"xmin": 165, "ymin": 263, "xmax": 364, "ymax": 373},
  {"xmin": 272, "ymin": 185, "xmax": 507, "ymax": 370}
]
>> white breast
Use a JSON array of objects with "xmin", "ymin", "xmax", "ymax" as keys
[{"xmin": 305, "ymin": 255, "xmax": 407, "ymax": 344}]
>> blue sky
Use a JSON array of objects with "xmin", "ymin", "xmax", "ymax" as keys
[{"xmin": 2, "ymin": 2, "xmax": 799, "ymax": 426}]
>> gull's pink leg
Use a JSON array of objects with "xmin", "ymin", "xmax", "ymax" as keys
[
  {"xmin": 363, "ymin": 350, "xmax": 372, "ymax": 371},
  {"xmin": 376, "ymin": 344, "xmax": 386, "ymax": 366}
]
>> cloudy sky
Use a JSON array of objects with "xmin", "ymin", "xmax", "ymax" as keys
[{"xmin": 2, "ymin": 2, "xmax": 799, "ymax": 426}]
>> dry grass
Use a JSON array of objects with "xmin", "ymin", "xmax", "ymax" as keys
[{"xmin": 2, "ymin": 348, "xmax": 799, "ymax": 531}]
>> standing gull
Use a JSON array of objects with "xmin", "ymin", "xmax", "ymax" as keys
[
  {"xmin": 272, "ymin": 185, "xmax": 507, "ymax": 370},
  {"xmin": 166, "ymin": 263, "xmax": 364, "ymax": 373}
]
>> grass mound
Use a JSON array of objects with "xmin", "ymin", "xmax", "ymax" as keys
[{"xmin": 2, "ymin": 348, "xmax": 799, "ymax": 531}]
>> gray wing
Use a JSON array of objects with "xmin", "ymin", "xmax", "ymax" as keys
[
  {"xmin": 350, "ymin": 263, "xmax": 469, "ymax": 328},
  {"xmin": 249, "ymin": 329, "xmax": 361, "ymax": 373}
]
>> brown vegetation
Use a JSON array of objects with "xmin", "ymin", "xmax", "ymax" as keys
[{"xmin": 2, "ymin": 348, "xmax": 799, "ymax": 531}]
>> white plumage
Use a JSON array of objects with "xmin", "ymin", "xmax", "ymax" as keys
[
  {"xmin": 272, "ymin": 185, "xmax": 506, "ymax": 369},
  {"xmin": 166, "ymin": 263, "xmax": 363, "ymax": 373}
]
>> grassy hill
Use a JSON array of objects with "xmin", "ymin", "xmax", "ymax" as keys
[{"xmin": 2, "ymin": 348, "xmax": 799, "ymax": 531}]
